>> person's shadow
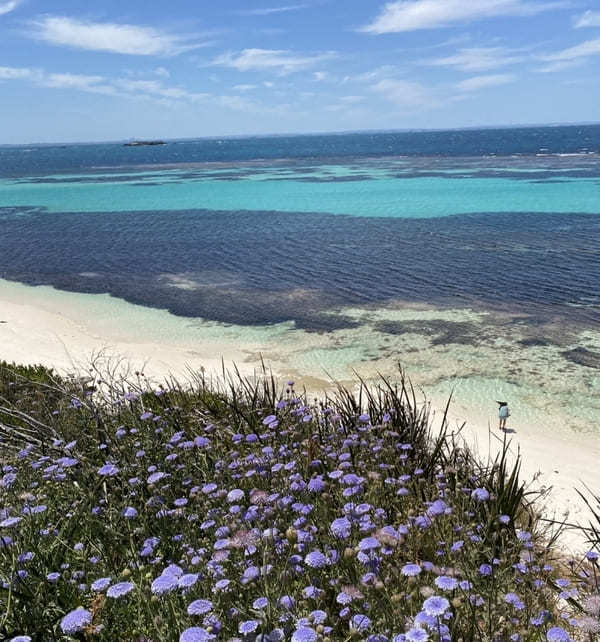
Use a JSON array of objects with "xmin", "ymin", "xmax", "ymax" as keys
[{"xmin": 501, "ymin": 427, "xmax": 516, "ymax": 434}]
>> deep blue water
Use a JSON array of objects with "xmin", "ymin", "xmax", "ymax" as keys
[
  {"xmin": 0, "ymin": 125, "xmax": 599, "ymax": 332},
  {"xmin": 1, "ymin": 124, "xmax": 599, "ymax": 176}
]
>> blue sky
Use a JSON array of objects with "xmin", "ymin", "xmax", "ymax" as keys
[{"xmin": 0, "ymin": 0, "xmax": 599, "ymax": 143}]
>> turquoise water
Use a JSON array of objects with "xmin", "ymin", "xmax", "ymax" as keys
[{"xmin": 1, "ymin": 166, "xmax": 599, "ymax": 217}]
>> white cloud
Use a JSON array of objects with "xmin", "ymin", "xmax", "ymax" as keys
[
  {"xmin": 115, "ymin": 78, "xmax": 211, "ymax": 102},
  {"xmin": 536, "ymin": 37, "xmax": 600, "ymax": 71},
  {"xmin": 541, "ymin": 38, "xmax": 600, "ymax": 61},
  {"xmin": 29, "ymin": 16, "xmax": 203, "ymax": 56},
  {"xmin": 340, "ymin": 95, "xmax": 364, "ymax": 103},
  {"xmin": 350, "ymin": 65, "xmax": 399, "ymax": 83},
  {"xmin": 237, "ymin": 4, "xmax": 309, "ymax": 16},
  {"xmin": 212, "ymin": 48, "xmax": 335, "ymax": 74},
  {"xmin": 424, "ymin": 46, "xmax": 524, "ymax": 71},
  {"xmin": 0, "ymin": 65, "xmax": 36, "ymax": 79},
  {"xmin": 456, "ymin": 73, "xmax": 516, "ymax": 91},
  {"xmin": 371, "ymin": 78, "xmax": 436, "ymax": 108},
  {"xmin": 154, "ymin": 66, "xmax": 170, "ymax": 78},
  {"xmin": 0, "ymin": 65, "xmax": 118, "ymax": 95},
  {"xmin": 0, "ymin": 63, "xmax": 204, "ymax": 102},
  {"xmin": 362, "ymin": 0, "xmax": 567, "ymax": 34},
  {"xmin": 0, "ymin": 0, "xmax": 22, "ymax": 16},
  {"xmin": 217, "ymin": 94, "xmax": 257, "ymax": 110},
  {"xmin": 41, "ymin": 72, "xmax": 117, "ymax": 95},
  {"xmin": 232, "ymin": 83, "xmax": 258, "ymax": 91},
  {"xmin": 574, "ymin": 10, "xmax": 600, "ymax": 28},
  {"xmin": 0, "ymin": 63, "xmax": 287, "ymax": 114},
  {"xmin": 536, "ymin": 59, "xmax": 583, "ymax": 73}
]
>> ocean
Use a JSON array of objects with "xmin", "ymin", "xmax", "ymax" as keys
[{"xmin": 1, "ymin": 125, "xmax": 599, "ymax": 432}]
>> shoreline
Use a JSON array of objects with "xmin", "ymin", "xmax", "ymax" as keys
[{"xmin": 1, "ymin": 277, "xmax": 598, "ymax": 553}]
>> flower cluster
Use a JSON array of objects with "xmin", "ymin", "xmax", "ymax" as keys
[{"xmin": 0, "ymin": 367, "xmax": 598, "ymax": 641}]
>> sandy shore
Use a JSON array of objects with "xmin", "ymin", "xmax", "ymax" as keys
[{"xmin": 1, "ymin": 278, "xmax": 598, "ymax": 554}]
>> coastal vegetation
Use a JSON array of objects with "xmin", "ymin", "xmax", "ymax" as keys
[{"xmin": 0, "ymin": 360, "xmax": 598, "ymax": 641}]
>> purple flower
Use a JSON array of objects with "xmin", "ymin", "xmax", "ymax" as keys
[
  {"xmin": 147, "ymin": 471, "xmax": 167, "ymax": 484},
  {"xmin": 435, "ymin": 576, "xmax": 459, "ymax": 591},
  {"xmin": 405, "ymin": 629, "xmax": 429, "ymax": 642},
  {"xmin": 242, "ymin": 565, "xmax": 260, "ymax": 583},
  {"xmin": 106, "ymin": 581, "xmax": 134, "ymax": 599},
  {"xmin": 471, "ymin": 488, "xmax": 490, "ymax": 502},
  {"xmin": 279, "ymin": 595, "xmax": 295, "ymax": 610},
  {"xmin": 479, "ymin": 564, "xmax": 493, "ymax": 576},
  {"xmin": 163, "ymin": 564, "xmax": 183, "ymax": 577},
  {"xmin": 60, "ymin": 607, "xmax": 92, "ymax": 635},
  {"xmin": 253, "ymin": 597, "xmax": 269, "ymax": 609},
  {"xmin": 179, "ymin": 628, "xmax": 215, "ymax": 642},
  {"xmin": 23, "ymin": 504, "xmax": 47, "ymax": 515},
  {"xmin": 505, "ymin": 592, "xmax": 525, "ymax": 610},
  {"xmin": 310, "ymin": 610, "xmax": 327, "ymax": 624},
  {"xmin": 227, "ymin": 489, "xmax": 245, "ymax": 503},
  {"xmin": 47, "ymin": 572, "xmax": 61, "ymax": 583},
  {"xmin": 303, "ymin": 585, "xmax": 323, "ymax": 599},
  {"xmin": 530, "ymin": 611, "xmax": 550, "ymax": 627},
  {"xmin": 0, "ymin": 517, "xmax": 22, "ymax": 528},
  {"xmin": 422, "ymin": 595, "xmax": 450, "ymax": 617},
  {"xmin": 178, "ymin": 574, "xmax": 199, "ymax": 589},
  {"xmin": 292, "ymin": 627, "xmax": 318, "ymax": 642},
  {"xmin": 239, "ymin": 620, "xmax": 260, "ymax": 634},
  {"xmin": 401, "ymin": 563, "xmax": 421, "ymax": 577},
  {"xmin": 359, "ymin": 536, "xmax": 380, "ymax": 551},
  {"xmin": 427, "ymin": 499, "xmax": 448, "ymax": 516},
  {"xmin": 214, "ymin": 579, "xmax": 230, "ymax": 591},
  {"xmin": 330, "ymin": 517, "xmax": 351, "ymax": 539},
  {"xmin": 98, "ymin": 463, "xmax": 119, "ymax": 476},
  {"xmin": 122, "ymin": 507, "xmax": 138, "ymax": 519},
  {"xmin": 351, "ymin": 614, "xmax": 371, "ymax": 632},
  {"xmin": 1, "ymin": 473, "xmax": 17, "ymax": 488},
  {"xmin": 308, "ymin": 476, "xmax": 325, "ymax": 493},
  {"xmin": 187, "ymin": 599, "xmax": 213, "ymax": 616},
  {"xmin": 140, "ymin": 411, "xmax": 153, "ymax": 420},
  {"xmin": 546, "ymin": 628, "xmax": 573, "ymax": 642},
  {"xmin": 57, "ymin": 457, "xmax": 79, "ymax": 468},
  {"xmin": 151, "ymin": 573, "xmax": 178, "ymax": 595},
  {"xmin": 10, "ymin": 637, "xmax": 32, "ymax": 642},
  {"xmin": 305, "ymin": 550, "xmax": 328, "ymax": 568},
  {"xmin": 91, "ymin": 577, "xmax": 111, "ymax": 592}
]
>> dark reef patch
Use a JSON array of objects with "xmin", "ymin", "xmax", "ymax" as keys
[
  {"xmin": 561, "ymin": 347, "xmax": 600, "ymax": 369},
  {"xmin": 518, "ymin": 337, "xmax": 556, "ymax": 347},
  {"xmin": 375, "ymin": 320, "xmax": 480, "ymax": 347},
  {"xmin": 1, "ymin": 206, "xmax": 599, "ymax": 330}
]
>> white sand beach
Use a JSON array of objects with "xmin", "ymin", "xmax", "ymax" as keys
[{"xmin": 1, "ymin": 277, "xmax": 598, "ymax": 554}]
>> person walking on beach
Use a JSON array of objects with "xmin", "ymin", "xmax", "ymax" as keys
[{"xmin": 497, "ymin": 401, "xmax": 510, "ymax": 431}]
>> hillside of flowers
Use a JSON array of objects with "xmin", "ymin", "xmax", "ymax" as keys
[{"xmin": 0, "ymin": 360, "xmax": 599, "ymax": 642}]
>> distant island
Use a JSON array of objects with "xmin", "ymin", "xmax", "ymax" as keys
[{"xmin": 123, "ymin": 140, "xmax": 166, "ymax": 147}]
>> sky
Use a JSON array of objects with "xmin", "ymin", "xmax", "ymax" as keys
[{"xmin": 0, "ymin": 0, "xmax": 599, "ymax": 143}]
